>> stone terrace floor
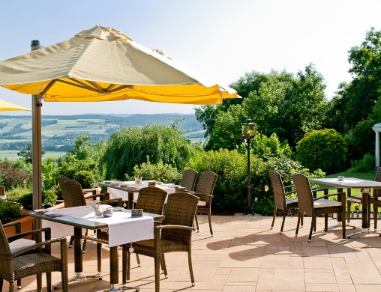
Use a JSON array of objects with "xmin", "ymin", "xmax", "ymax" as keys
[{"xmin": 5, "ymin": 215, "xmax": 381, "ymax": 292}]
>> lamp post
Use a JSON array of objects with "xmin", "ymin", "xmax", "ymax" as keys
[{"xmin": 242, "ymin": 118, "xmax": 256, "ymax": 215}]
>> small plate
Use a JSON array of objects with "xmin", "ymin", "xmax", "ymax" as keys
[{"xmin": 113, "ymin": 207, "xmax": 124, "ymax": 212}]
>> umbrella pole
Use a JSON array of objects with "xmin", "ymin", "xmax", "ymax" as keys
[{"xmin": 31, "ymin": 40, "xmax": 42, "ymax": 228}]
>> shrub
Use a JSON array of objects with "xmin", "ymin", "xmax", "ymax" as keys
[
  {"xmin": 349, "ymin": 153, "xmax": 375, "ymax": 173},
  {"xmin": 73, "ymin": 170, "xmax": 96, "ymax": 188},
  {"xmin": 345, "ymin": 119, "xmax": 375, "ymax": 162},
  {"xmin": 296, "ymin": 129, "xmax": 347, "ymax": 174},
  {"xmin": 189, "ymin": 149, "xmax": 247, "ymax": 214},
  {"xmin": 251, "ymin": 132, "xmax": 293, "ymax": 158},
  {"xmin": 4, "ymin": 186, "xmax": 31, "ymax": 203},
  {"xmin": 18, "ymin": 191, "xmax": 57, "ymax": 210},
  {"xmin": 189, "ymin": 149, "xmax": 325, "ymax": 215},
  {"xmin": 130, "ymin": 159, "xmax": 181, "ymax": 183},
  {"xmin": 0, "ymin": 160, "xmax": 31, "ymax": 189},
  {"xmin": 0, "ymin": 200, "xmax": 22, "ymax": 224}
]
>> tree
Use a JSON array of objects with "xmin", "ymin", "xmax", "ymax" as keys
[
  {"xmin": 101, "ymin": 122, "xmax": 197, "ymax": 180},
  {"xmin": 17, "ymin": 143, "xmax": 46, "ymax": 164},
  {"xmin": 325, "ymin": 28, "xmax": 381, "ymax": 132}
]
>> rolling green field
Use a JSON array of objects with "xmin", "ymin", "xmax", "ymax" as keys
[{"xmin": 0, "ymin": 150, "xmax": 66, "ymax": 160}]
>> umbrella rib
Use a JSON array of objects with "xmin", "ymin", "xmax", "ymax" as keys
[
  {"xmin": 56, "ymin": 79, "xmax": 98, "ymax": 93},
  {"xmin": 87, "ymin": 81, "xmax": 105, "ymax": 92},
  {"xmin": 39, "ymin": 80, "xmax": 57, "ymax": 96},
  {"xmin": 105, "ymin": 84, "xmax": 117, "ymax": 91},
  {"xmin": 69, "ymin": 78, "xmax": 101, "ymax": 92},
  {"xmin": 108, "ymin": 85, "xmax": 132, "ymax": 93}
]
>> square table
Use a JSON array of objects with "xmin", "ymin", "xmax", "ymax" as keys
[
  {"xmin": 100, "ymin": 181, "xmax": 178, "ymax": 209},
  {"xmin": 29, "ymin": 207, "xmax": 163, "ymax": 291},
  {"xmin": 310, "ymin": 177, "xmax": 381, "ymax": 238}
]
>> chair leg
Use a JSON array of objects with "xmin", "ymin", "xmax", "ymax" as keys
[
  {"xmin": 97, "ymin": 243, "xmax": 102, "ymax": 273},
  {"xmin": 69, "ymin": 235, "xmax": 74, "ymax": 248},
  {"xmin": 16, "ymin": 279, "xmax": 21, "ymax": 289},
  {"xmin": 308, "ymin": 217, "xmax": 314, "ymax": 243},
  {"xmin": 324, "ymin": 214, "xmax": 328, "ymax": 232},
  {"xmin": 342, "ymin": 210, "xmax": 346, "ymax": 239},
  {"xmin": 122, "ymin": 246, "xmax": 127, "ymax": 284},
  {"xmin": 82, "ymin": 230, "xmax": 88, "ymax": 254},
  {"xmin": 37, "ymin": 274, "xmax": 42, "ymax": 292},
  {"xmin": 8, "ymin": 280, "xmax": 14, "ymax": 292},
  {"xmin": 188, "ymin": 250, "xmax": 195, "ymax": 286},
  {"xmin": 161, "ymin": 254, "xmax": 168, "ymax": 277},
  {"xmin": 313, "ymin": 215, "xmax": 317, "ymax": 232},
  {"xmin": 127, "ymin": 247, "xmax": 131, "ymax": 282},
  {"xmin": 301, "ymin": 213, "xmax": 303, "ymax": 227},
  {"xmin": 61, "ymin": 263, "xmax": 69, "ymax": 292},
  {"xmin": 0, "ymin": 279, "xmax": 3, "ymax": 291},
  {"xmin": 136, "ymin": 253, "xmax": 141, "ymax": 266},
  {"xmin": 295, "ymin": 212, "xmax": 301, "ymax": 237},
  {"xmin": 47, "ymin": 272, "xmax": 52, "ymax": 292},
  {"xmin": 374, "ymin": 205, "xmax": 378, "ymax": 230},
  {"xmin": 271, "ymin": 206, "xmax": 276, "ymax": 229},
  {"xmin": 208, "ymin": 209, "xmax": 213, "ymax": 236},
  {"xmin": 154, "ymin": 254, "xmax": 161, "ymax": 292},
  {"xmin": 194, "ymin": 213, "xmax": 199, "ymax": 232},
  {"xmin": 347, "ymin": 201, "xmax": 351, "ymax": 223},
  {"xmin": 280, "ymin": 210, "xmax": 286, "ymax": 232}
]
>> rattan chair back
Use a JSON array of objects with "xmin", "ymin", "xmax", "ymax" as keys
[
  {"xmin": 268, "ymin": 170, "xmax": 287, "ymax": 209},
  {"xmin": 293, "ymin": 173, "xmax": 314, "ymax": 216},
  {"xmin": 374, "ymin": 168, "xmax": 381, "ymax": 197},
  {"xmin": 135, "ymin": 187, "xmax": 167, "ymax": 215},
  {"xmin": 181, "ymin": 169, "xmax": 198, "ymax": 191},
  {"xmin": 63, "ymin": 179, "xmax": 86, "ymax": 207},
  {"xmin": 161, "ymin": 192, "xmax": 199, "ymax": 243},
  {"xmin": 0, "ymin": 220, "xmax": 12, "ymax": 259},
  {"xmin": 195, "ymin": 171, "xmax": 218, "ymax": 195}
]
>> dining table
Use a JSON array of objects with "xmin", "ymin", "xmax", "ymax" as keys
[
  {"xmin": 310, "ymin": 177, "xmax": 381, "ymax": 238},
  {"xmin": 29, "ymin": 206, "xmax": 163, "ymax": 291},
  {"xmin": 100, "ymin": 181, "xmax": 182, "ymax": 209}
]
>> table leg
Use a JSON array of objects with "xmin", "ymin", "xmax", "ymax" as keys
[
  {"xmin": 52, "ymin": 227, "xmax": 102, "ymax": 290},
  {"xmin": 109, "ymin": 246, "xmax": 139, "ymax": 291},
  {"xmin": 128, "ymin": 192, "xmax": 134, "ymax": 209},
  {"xmin": 329, "ymin": 188, "xmax": 356, "ymax": 230},
  {"xmin": 362, "ymin": 188, "xmax": 370, "ymax": 229}
]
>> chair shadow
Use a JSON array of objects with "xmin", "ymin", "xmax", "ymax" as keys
[{"xmin": 206, "ymin": 218, "xmax": 381, "ymax": 261}]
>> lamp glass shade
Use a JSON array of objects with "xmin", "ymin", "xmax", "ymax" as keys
[{"xmin": 242, "ymin": 119, "xmax": 256, "ymax": 139}]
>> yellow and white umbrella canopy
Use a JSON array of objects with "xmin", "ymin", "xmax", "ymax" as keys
[
  {"xmin": 0, "ymin": 25, "xmax": 237, "ymax": 104},
  {"xmin": 0, "ymin": 99, "xmax": 30, "ymax": 111}
]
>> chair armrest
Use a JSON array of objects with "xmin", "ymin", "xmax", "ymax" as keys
[
  {"xmin": 194, "ymin": 192, "xmax": 213, "ymax": 202},
  {"xmin": 312, "ymin": 187, "xmax": 329, "ymax": 199},
  {"xmin": 313, "ymin": 192, "xmax": 345, "ymax": 201},
  {"xmin": 155, "ymin": 225, "xmax": 194, "ymax": 232},
  {"xmin": 84, "ymin": 193, "xmax": 105, "ymax": 200},
  {"xmin": 284, "ymin": 185, "xmax": 295, "ymax": 190},
  {"xmin": 7, "ymin": 227, "xmax": 51, "ymax": 243},
  {"xmin": 10, "ymin": 237, "xmax": 66, "ymax": 258},
  {"xmin": 3, "ymin": 222, "xmax": 21, "ymax": 234}
]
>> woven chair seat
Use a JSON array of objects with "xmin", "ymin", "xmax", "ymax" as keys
[
  {"xmin": 314, "ymin": 200, "xmax": 342, "ymax": 208},
  {"xmin": 197, "ymin": 200, "xmax": 207, "ymax": 207},
  {"xmin": 133, "ymin": 238, "xmax": 189, "ymax": 254},
  {"xmin": 13, "ymin": 252, "xmax": 62, "ymax": 280}
]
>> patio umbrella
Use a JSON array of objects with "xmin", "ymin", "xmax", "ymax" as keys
[
  {"xmin": 0, "ymin": 25, "xmax": 238, "ymax": 210},
  {"xmin": 0, "ymin": 99, "xmax": 30, "ymax": 111}
]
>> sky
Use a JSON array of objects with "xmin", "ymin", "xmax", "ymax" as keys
[{"xmin": 1, "ymin": 0, "xmax": 381, "ymax": 116}]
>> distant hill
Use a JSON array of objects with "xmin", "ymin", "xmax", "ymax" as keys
[{"xmin": 0, "ymin": 113, "xmax": 204, "ymax": 152}]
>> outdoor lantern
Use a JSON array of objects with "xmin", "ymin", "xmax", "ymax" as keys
[
  {"xmin": 241, "ymin": 118, "xmax": 256, "ymax": 215},
  {"xmin": 241, "ymin": 119, "xmax": 256, "ymax": 140}
]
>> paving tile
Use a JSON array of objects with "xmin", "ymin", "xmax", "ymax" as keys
[{"xmin": 4, "ymin": 215, "xmax": 381, "ymax": 291}]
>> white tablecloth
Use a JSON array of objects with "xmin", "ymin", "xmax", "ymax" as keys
[
  {"xmin": 42, "ymin": 205, "xmax": 153, "ymax": 247},
  {"xmin": 107, "ymin": 181, "xmax": 176, "ymax": 201}
]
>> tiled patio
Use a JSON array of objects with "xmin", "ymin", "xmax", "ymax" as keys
[{"xmin": 5, "ymin": 215, "xmax": 381, "ymax": 292}]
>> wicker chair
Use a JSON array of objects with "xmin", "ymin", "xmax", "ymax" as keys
[
  {"xmin": 347, "ymin": 167, "xmax": 381, "ymax": 228},
  {"xmin": 269, "ymin": 170, "xmax": 299, "ymax": 232},
  {"xmin": 181, "ymin": 169, "xmax": 198, "ymax": 191},
  {"xmin": 3, "ymin": 222, "xmax": 36, "ymax": 290},
  {"xmin": 293, "ymin": 173, "xmax": 346, "ymax": 242},
  {"xmin": 192, "ymin": 171, "xmax": 218, "ymax": 236},
  {"xmin": 62, "ymin": 178, "xmax": 105, "ymax": 251},
  {"xmin": 0, "ymin": 222, "xmax": 68, "ymax": 292},
  {"xmin": 122, "ymin": 186, "xmax": 167, "ymax": 283},
  {"xmin": 123, "ymin": 192, "xmax": 199, "ymax": 292}
]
